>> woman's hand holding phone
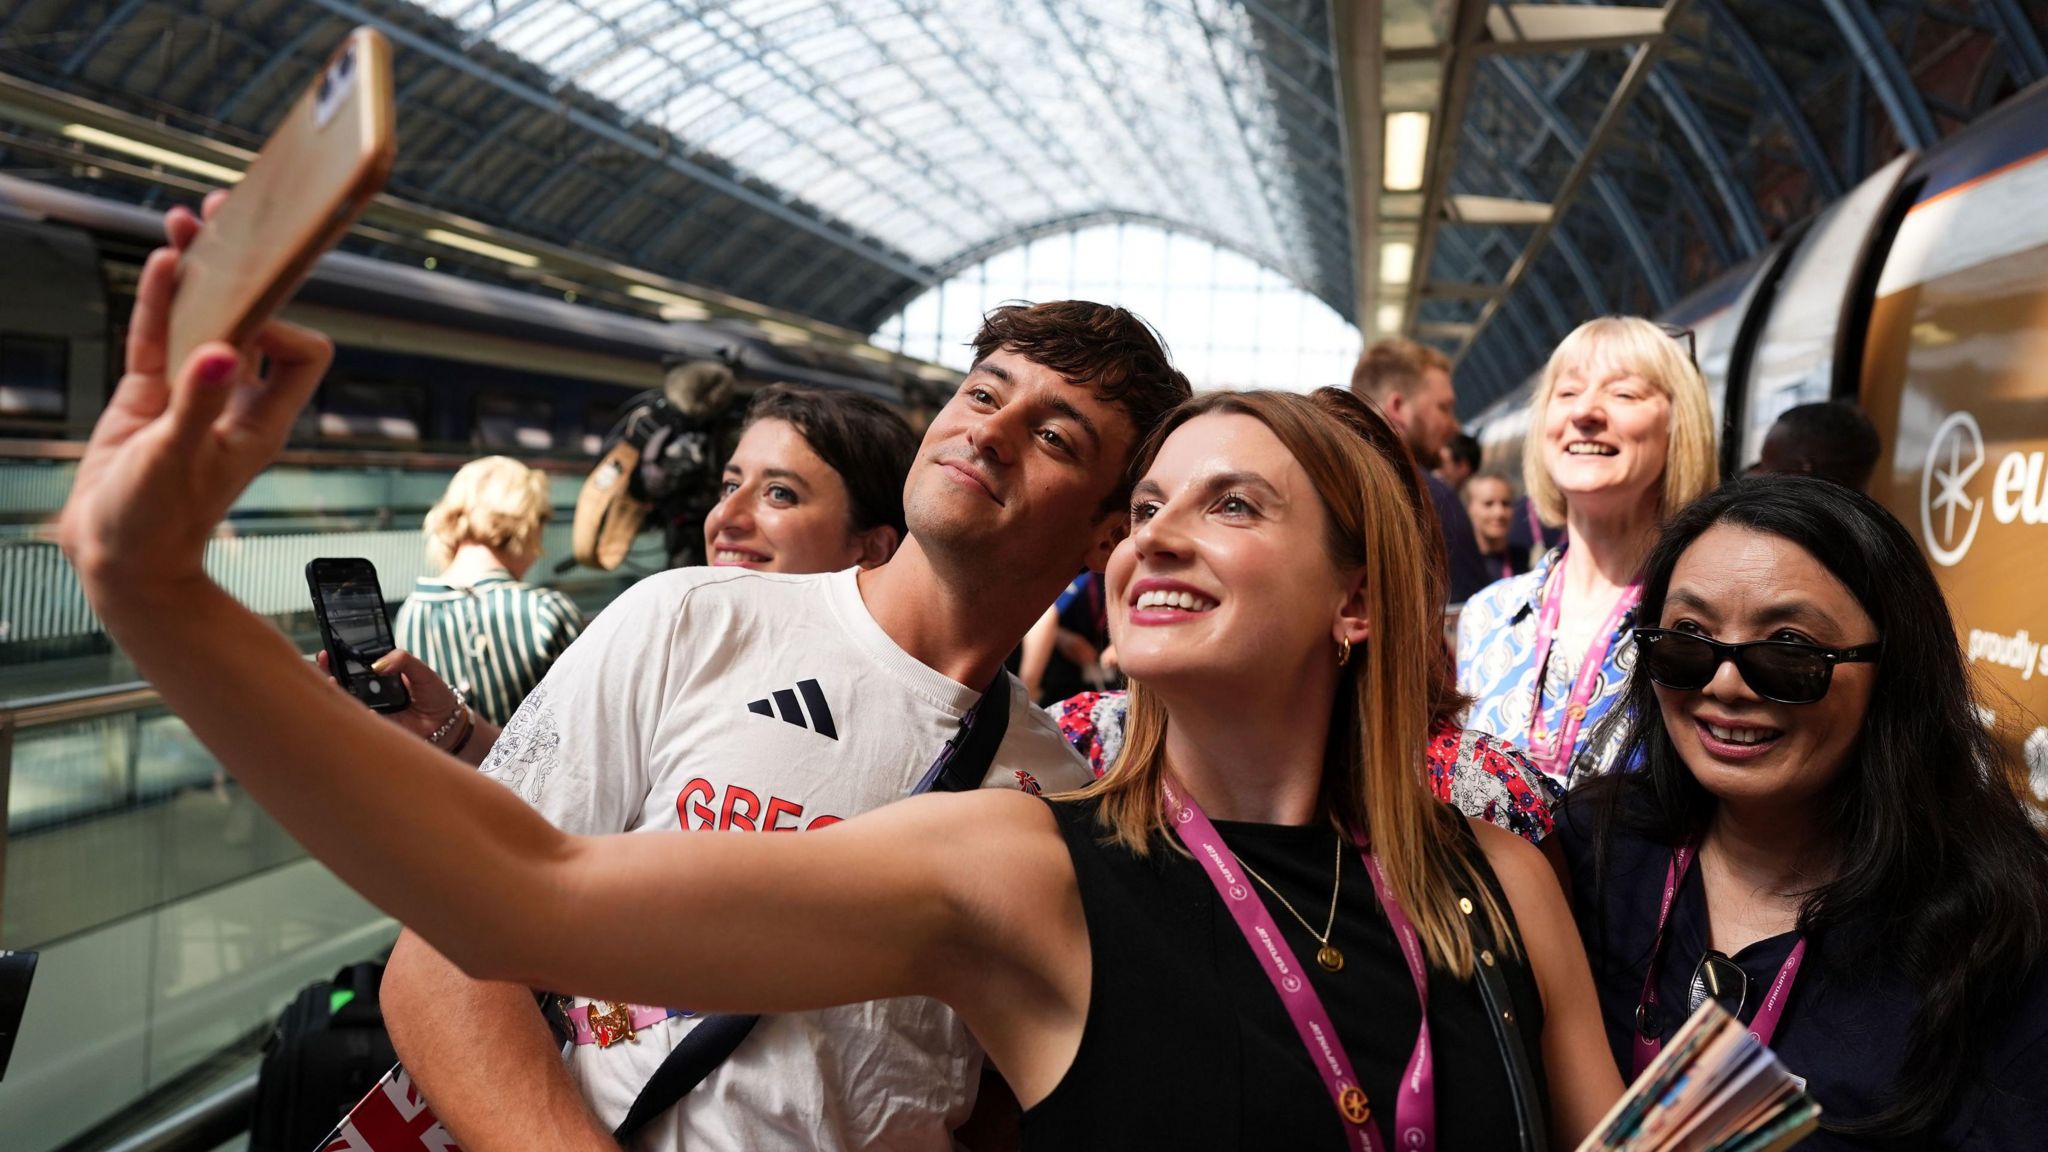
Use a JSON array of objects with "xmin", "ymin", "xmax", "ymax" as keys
[{"xmin": 60, "ymin": 198, "xmax": 332, "ymax": 604}]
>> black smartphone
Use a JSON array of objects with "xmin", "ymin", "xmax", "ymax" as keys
[
  {"xmin": 306, "ymin": 557, "xmax": 410, "ymax": 713},
  {"xmin": 0, "ymin": 950, "xmax": 34, "ymax": 1081}
]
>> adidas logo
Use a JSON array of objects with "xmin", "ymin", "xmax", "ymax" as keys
[{"xmin": 747, "ymin": 679, "xmax": 838, "ymax": 740}]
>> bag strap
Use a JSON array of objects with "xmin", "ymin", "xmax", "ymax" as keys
[
  {"xmin": 1459, "ymin": 879, "xmax": 1550, "ymax": 1152},
  {"xmin": 571, "ymin": 439, "xmax": 652, "ymax": 571},
  {"xmin": 612, "ymin": 671, "xmax": 1013, "ymax": 1143}
]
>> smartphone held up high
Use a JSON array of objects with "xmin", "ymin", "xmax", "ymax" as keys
[
  {"xmin": 307, "ymin": 557, "xmax": 410, "ymax": 714},
  {"xmin": 166, "ymin": 26, "xmax": 396, "ymax": 373}
]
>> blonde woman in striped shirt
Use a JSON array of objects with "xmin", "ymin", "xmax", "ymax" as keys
[{"xmin": 392, "ymin": 456, "xmax": 584, "ymax": 727}]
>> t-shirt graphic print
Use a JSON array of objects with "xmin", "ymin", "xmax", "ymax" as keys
[{"xmin": 477, "ymin": 566, "xmax": 1088, "ymax": 1152}]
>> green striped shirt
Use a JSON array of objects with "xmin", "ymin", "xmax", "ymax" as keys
[{"xmin": 392, "ymin": 569, "xmax": 585, "ymax": 727}]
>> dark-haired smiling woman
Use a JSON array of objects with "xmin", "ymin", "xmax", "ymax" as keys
[{"xmin": 1555, "ymin": 476, "xmax": 2048, "ymax": 1148}]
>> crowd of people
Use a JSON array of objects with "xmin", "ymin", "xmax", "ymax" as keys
[{"xmin": 49, "ymin": 197, "xmax": 2048, "ymax": 1151}]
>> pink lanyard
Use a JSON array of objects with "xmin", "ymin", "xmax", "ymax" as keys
[
  {"xmin": 1161, "ymin": 777, "xmax": 1433, "ymax": 1152},
  {"xmin": 1631, "ymin": 844, "xmax": 1808, "ymax": 1076},
  {"xmin": 1525, "ymin": 556, "xmax": 1641, "ymax": 781}
]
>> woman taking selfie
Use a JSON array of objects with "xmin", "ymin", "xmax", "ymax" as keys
[
  {"xmin": 1053, "ymin": 392, "xmax": 1557, "ymax": 845},
  {"xmin": 1458, "ymin": 317, "xmax": 1719, "ymax": 788},
  {"xmin": 1558, "ymin": 477, "xmax": 2048, "ymax": 1147},
  {"xmin": 58, "ymin": 234, "xmax": 1622, "ymax": 1151}
]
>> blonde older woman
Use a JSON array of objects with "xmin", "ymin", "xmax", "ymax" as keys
[
  {"xmin": 392, "ymin": 455, "xmax": 583, "ymax": 727},
  {"xmin": 1457, "ymin": 317, "xmax": 1718, "ymax": 787}
]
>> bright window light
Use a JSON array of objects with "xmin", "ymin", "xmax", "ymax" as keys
[
  {"xmin": 1382, "ymin": 112, "xmax": 1430, "ymax": 192},
  {"xmin": 625, "ymin": 284, "xmax": 712, "ymax": 320},
  {"xmin": 422, "ymin": 228, "xmax": 541, "ymax": 268},
  {"xmin": 873, "ymin": 222, "xmax": 1360, "ymax": 393},
  {"xmin": 62, "ymin": 124, "xmax": 242, "ymax": 184}
]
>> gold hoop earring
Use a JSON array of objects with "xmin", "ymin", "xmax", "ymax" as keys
[{"xmin": 1336, "ymin": 636, "xmax": 1352, "ymax": 667}]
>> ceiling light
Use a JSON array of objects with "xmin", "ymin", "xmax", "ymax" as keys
[
  {"xmin": 1377, "ymin": 304, "xmax": 1405, "ymax": 333},
  {"xmin": 625, "ymin": 284, "xmax": 711, "ymax": 320},
  {"xmin": 850, "ymin": 344, "xmax": 894, "ymax": 363},
  {"xmin": 1382, "ymin": 112, "xmax": 1430, "ymax": 193},
  {"xmin": 62, "ymin": 123, "xmax": 242, "ymax": 184},
  {"xmin": 422, "ymin": 227, "xmax": 540, "ymax": 268},
  {"xmin": 1380, "ymin": 240, "xmax": 1415, "ymax": 286}
]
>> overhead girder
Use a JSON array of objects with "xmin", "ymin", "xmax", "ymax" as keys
[
  {"xmin": 1486, "ymin": 52, "xmax": 1680, "ymax": 311},
  {"xmin": 1977, "ymin": 0, "xmax": 2048, "ymax": 85},
  {"xmin": 1819, "ymin": 0, "xmax": 1939, "ymax": 150}
]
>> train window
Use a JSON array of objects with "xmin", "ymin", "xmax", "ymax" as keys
[
  {"xmin": 474, "ymin": 393, "xmax": 555, "ymax": 452},
  {"xmin": 0, "ymin": 334, "xmax": 67, "ymax": 418},
  {"xmin": 318, "ymin": 377, "xmax": 424, "ymax": 442}
]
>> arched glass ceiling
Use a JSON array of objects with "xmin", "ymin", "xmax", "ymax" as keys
[
  {"xmin": 413, "ymin": 0, "xmax": 1354, "ymax": 316},
  {"xmin": 875, "ymin": 223, "xmax": 1361, "ymax": 392}
]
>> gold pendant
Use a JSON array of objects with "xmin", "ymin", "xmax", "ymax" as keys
[{"xmin": 1316, "ymin": 944, "xmax": 1345, "ymax": 972}]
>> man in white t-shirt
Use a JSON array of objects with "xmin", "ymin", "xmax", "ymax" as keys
[{"xmin": 379, "ymin": 301, "xmax": 1192, "ymax": 1152}]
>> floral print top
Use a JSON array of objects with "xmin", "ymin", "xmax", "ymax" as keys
[{"xmin": 1456, "ymin": 547, "xmax": 1641, "ymax": 788}]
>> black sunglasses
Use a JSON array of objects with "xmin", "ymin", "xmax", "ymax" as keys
[
  {"xmin": 1634, "ymin": 628, "xmax": 1881, "ymax": 705},
  {"xmin": 1687, "ymin": 950, "xmax": 1749, "ymax": 1018}
]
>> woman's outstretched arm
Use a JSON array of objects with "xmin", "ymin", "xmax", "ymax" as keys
[{"xmin": 54, "ymin": 239, "xmax": 1086, "ymax": 1039}]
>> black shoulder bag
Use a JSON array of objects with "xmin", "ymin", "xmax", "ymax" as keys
[
  {"xmin": 1457, "ymin": 872, "xmax": 1550, "ymax": 1152},
  {"xmin": 611, "ymin": 674, "xmax": 1013, "ymax": 1142}
]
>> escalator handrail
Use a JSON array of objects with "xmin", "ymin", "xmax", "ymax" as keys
[{"xmin": 0, "ymin": 682, "xmax": 159, "ymax": 730}]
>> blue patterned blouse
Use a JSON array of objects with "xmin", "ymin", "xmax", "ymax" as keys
[{"xmin": 1456, "ymin": 547, "xmax": 1641, "ymax": 788}]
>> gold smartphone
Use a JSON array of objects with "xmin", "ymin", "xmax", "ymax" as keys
[{"xmin": 166, "ymin": 27, "xmax": 396, "ymax": 373}]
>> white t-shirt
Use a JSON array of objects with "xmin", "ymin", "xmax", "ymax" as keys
[{"xmin": 477, "ymin": 566, "xmax": 1088, "ymax": 1152}]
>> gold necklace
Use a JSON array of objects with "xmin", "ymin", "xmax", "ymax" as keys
[{"xmin": 1234, "ymin": 833, "xmax": 1346, "ymax": 972}]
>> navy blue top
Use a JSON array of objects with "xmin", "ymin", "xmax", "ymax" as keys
[
  {"xmin": 1430, "ymin": 471, "xmax": 1493, "ymax": 605},
  {"xmin": 1555, "ymin": 792, "xmax": 2048, "ymax": 1150}
]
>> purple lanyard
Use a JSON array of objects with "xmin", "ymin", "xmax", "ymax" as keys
[
  {"xmin": 1631, "ymin": 844, "xmax": 1808, "ymax": 1076},
  {"xmin": 1525, "ymin": 555, "xmax": 1641, "ymax": 781},
  {"xmin": 1161, "ymin": 777, "xmax": 1433, "ymax": 1152}
]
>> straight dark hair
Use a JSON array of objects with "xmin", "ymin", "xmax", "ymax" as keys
[
  {"xmin": 1583, "ymin": 475, "xmax": 2048, "ymax": 1137},
  {"xmin": 742, "ymin": 386, "xmax": 918, "ymax": 536}
]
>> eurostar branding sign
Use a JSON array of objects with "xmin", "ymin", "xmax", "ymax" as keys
[{"xmin": 1920, "ymin": 410, "xmax": 2048, "ymax": 566}]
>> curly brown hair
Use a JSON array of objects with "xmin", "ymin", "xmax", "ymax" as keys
[{"xmin": 969, "ymin": 301, "xmax": 1192, "ymax": 502}]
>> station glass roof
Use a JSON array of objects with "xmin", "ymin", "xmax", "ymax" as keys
[{"xmin": 415, "ymin": 0, "xmax": 1353, "ymax": 314}]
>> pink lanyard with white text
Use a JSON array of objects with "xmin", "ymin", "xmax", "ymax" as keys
[
  {"xmin": 1630, "ymin": 844, "xmax": 1808, "ymax": 1076},
  {"xmin": 1526, "ymin": 555, "xmax": 1641, "ymax": 781},
  {"xmin": 1161, "ymin": 777, "xmax": 1433, "ymax": 1152}
]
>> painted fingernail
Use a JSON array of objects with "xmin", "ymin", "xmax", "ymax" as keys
[
  {"xmin": 371, "ymin": 652, "xmax": 401, "ymax": 673},
  {"xmin": 199, "ymin": 353, "xmax": 238, "ymax": 385}
]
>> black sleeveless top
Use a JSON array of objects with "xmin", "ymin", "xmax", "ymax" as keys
[{"xmin": 1024, "ymin": 796, "xmax": 1547, "ymax": 1150}]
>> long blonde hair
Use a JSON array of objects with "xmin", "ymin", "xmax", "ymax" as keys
[
  {"xmin": 1078, "ymin": 389, "xmax": 1510, "ymax": 976},
  {"xmin": 1523, "ymin": 315, "xmax": 1720, "ymax": 526},
  {"xmin": 423, "ymin": 456, "xmax": 553, "ymax": 569}
]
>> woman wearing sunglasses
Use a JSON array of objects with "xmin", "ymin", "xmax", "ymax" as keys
[
  {"xmin": 1457, "ymin": 316, "xmax": 1719, "ymax": 788},
  {"xmin": 1555, "ymin": 476, "xmax": 2048, "ymax": 1148}
]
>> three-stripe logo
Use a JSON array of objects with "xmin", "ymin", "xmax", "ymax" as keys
[{"xmin": 747, "ymin": 678, "xmax": 838, "ymax": 740}]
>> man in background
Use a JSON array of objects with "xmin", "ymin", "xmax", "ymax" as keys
[
  {"xmin": 1350, "ymin": 337, "xmax": 1491, "ymax": 603},
  {"xmin": 1436, "ymin": 431, "xmax": 1481, "ymax": 492},
  {"xmin": 1754, "ymin": 400, "xmax": 1882, "ymax": 491}
]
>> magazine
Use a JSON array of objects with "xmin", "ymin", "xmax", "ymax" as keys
[{"xmin": 1575, "ymin": 1000, "xmax": 1820, "ymax": 1152}]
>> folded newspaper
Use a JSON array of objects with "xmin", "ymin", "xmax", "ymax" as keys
[{"xmin": 1574, "ymin": 999, "xmax": 1821, "ymax": 1152}]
